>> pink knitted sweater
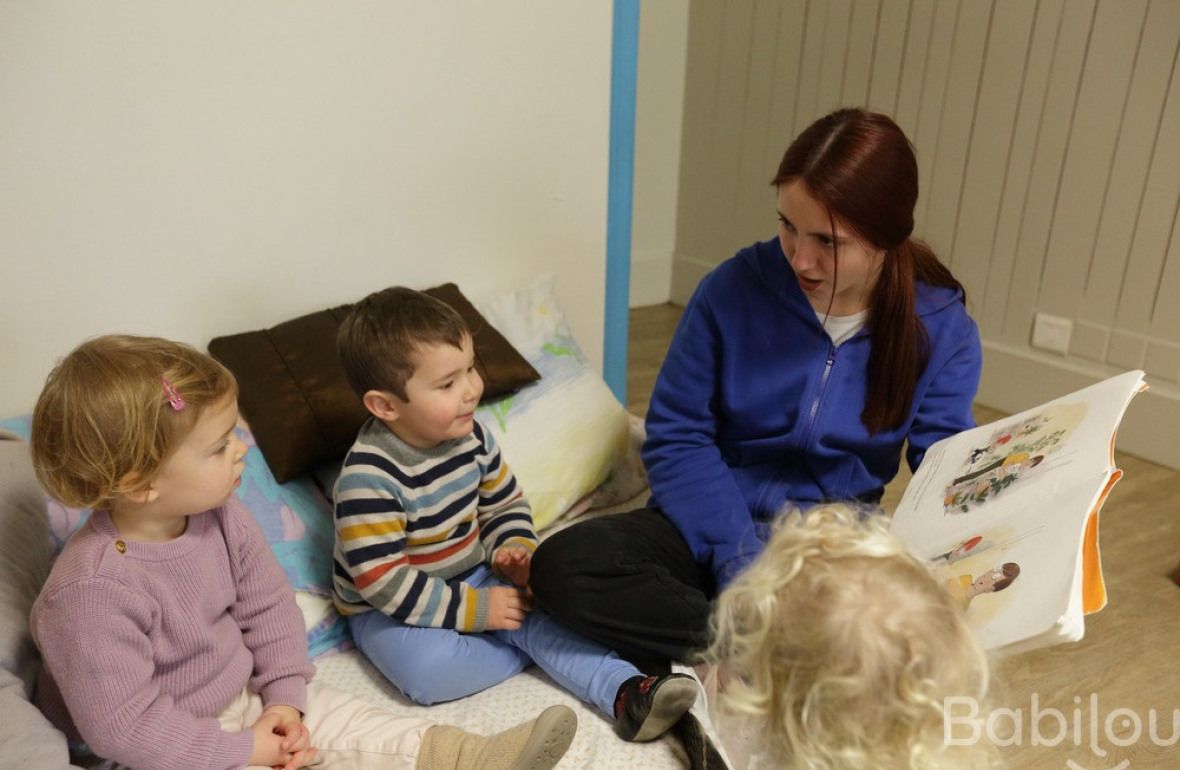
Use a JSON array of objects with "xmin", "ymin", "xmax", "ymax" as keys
[{"xmin": 30, "ymin": 497, "xmax": 314, "ymax": 770}]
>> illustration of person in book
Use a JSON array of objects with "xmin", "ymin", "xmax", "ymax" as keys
[
  {"xmin": 954, "ymin": 401, "xmax": 1085, "ymax": 483},
  {"xmin": 943, "ymin": 453, "xmax": 1045, "ymax": 513},
  {"xmin": 928, "ymin": 526, "xmax": 1044, "ymax": 566},
  {"xmin": 966, "ymin": 430, "xmax": 1013, "ymax": 464},
  {"xmin": 945, "ymin": 563, "xmax": 1021, "ymax": 610},
  {"xmin": 931, "ymin": 534, "xmax": 985, "ymax": 564},
  {"xmin": 951, "ymin": 451, "xmax": 1044, "ymax": 486}
]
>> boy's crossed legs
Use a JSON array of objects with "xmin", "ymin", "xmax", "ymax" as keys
[{"xmin": 349, "ymin": 565, "xmax": 697, "ymax": 741}]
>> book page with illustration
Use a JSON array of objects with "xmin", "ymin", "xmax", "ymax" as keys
[{"xmin": 891, "ymin": 370, "xmax": 1145, "ymax": 653}]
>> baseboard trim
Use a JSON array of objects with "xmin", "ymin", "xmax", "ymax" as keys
[
  {"xmin": 979, "ymin": 341, "xmax": 1180, "ymax": 470},
  {"xmin": 669, "ymin": 254, "xmax": 714, "ymax": 305},
  {"xmin": 629, "ymin": 250, "xmax": 673, "ymax": 307}
]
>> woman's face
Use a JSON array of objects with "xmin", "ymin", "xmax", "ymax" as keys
[{"xmin": 776, "ymin": 179, "xmax": 884, "ymax": 316}]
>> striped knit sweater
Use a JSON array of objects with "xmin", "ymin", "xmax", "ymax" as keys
[{"xmin": 332, "ymin": 417, "xmax": 537, "ymax": 631}]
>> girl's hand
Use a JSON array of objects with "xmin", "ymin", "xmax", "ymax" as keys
[
  {"xmin": 248, "ymin": 712, "xmax": 293, "ymax": 767},
  {"xmin": 485, "ymin": 585, "xmax": 532, "ymax": 630},
  {"xmin": 493, "ymin": 546, "xmax": 533, "ymax": 591},
  {"xmin": 262, "ymin": 705, "xmax": 309, "ymax": 754},
  {"xmin": 277, "ymin": 746, "xmax": 318, "ymax": 770},
  {"xmin": 250, "ymin": 705, "xmax": 315, "ymax": 769}
]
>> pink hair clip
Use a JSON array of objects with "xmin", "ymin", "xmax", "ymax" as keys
[{"xmin": 161, "ymin": 377, "xmax": 186, "ymax": 411}]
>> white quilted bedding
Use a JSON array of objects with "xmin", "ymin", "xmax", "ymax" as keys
[{"xmin": 312, "ymin": 646, "xmax": 693, "ymax": 769}]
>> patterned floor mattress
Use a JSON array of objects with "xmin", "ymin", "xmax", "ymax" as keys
[{"xmin": 313, "ymin": 646, "xmax": 697, "ymax": 769}]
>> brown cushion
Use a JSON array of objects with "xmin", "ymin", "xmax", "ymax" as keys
[{"xmin": 208, "ymin": 283, "xmax": 540, "ymax": 483}]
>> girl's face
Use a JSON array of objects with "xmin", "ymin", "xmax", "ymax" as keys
[
  {"xmin": 114, "ymin": 395, "xmax": 246, "ymax": 540},
  {"xmin": 776, "ymin": 179, "xmax": 885, "ymax": 316}
]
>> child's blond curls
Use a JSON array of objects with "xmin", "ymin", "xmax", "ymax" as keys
[
  {"xmin": 705, "ymin": 504, "xmax": 998, "ymax": 770},
  {"xmin": 30, "ymin": 335, "xmax": 237, "ymax": 510}
]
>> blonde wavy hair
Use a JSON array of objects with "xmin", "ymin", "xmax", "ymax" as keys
[
  {"xmin": 705, "ymin": 504, "xmax": 997, "ymax": 770},
  {"xmin": 30, "ymin": 335, "xmax": 237, "ymax": 510}
]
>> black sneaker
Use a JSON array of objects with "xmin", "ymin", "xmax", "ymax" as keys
[{"xmin": 614, "ymin": 673, "xmax": 699, "ymax": 742}]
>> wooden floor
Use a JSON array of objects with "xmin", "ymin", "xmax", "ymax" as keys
[{"xmin": 627, "ymin": 304, "xmax": 1180, "ymax": 770}]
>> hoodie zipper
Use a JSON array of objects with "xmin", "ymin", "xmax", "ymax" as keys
[{"xmin": 801, "ymin": 343, "xmax": 837, "ymax": 451}]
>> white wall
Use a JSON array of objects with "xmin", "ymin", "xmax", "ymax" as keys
[
  {"xmin": 0, "ymin": 2, "xmax": 613, "ymax": 417},
  {"xmin": 629, "ymin": 0, "xmax": 688, "ymax": 307}
]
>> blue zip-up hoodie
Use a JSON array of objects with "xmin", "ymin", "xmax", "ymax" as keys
[{"xmin": 643, "ymin": 238, "xmax": 981, "ymax": 587}]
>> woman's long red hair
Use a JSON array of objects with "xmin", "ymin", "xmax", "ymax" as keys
[{"xmin": 773, "ymin": 108, "xmax": 965, "ymax": 433}]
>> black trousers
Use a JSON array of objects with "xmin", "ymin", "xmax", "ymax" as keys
[{"xmin": 531, "ymin": 508, "xmax": 714, "ymax": 672}]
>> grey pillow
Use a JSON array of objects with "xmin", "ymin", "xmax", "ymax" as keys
[
  {"xmin": 0, "ymin": 430, "xmax": 50, "ymax": 687},
  {"xmin": 0, "ymin": 430, "xmax": 84, "ymax": 768}
]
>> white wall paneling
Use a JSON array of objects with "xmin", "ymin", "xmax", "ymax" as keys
[{"xmin": 673, "ymin": 0, "xmax": 1180, "ymax": 468}]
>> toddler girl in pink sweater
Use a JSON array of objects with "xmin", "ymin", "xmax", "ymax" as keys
[{"xmin": 28, "ymin": 334, "xmax": 575, "ymax": 770}]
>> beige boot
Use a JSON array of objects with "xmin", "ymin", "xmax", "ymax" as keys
[{"xmin": 415, "ymin": 704, "xmax": 577, "ymax": 770}]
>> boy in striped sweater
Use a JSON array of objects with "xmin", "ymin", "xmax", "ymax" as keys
[{"xmin": 332, "ymin": 287, "xmax": 697, "ymax": 743}]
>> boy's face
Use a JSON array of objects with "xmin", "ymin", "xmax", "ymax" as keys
[{"xmin": 383, "ymin": 334, "xmax": 484, "ymax": 449}]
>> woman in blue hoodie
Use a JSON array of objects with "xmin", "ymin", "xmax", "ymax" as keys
[{"xmin": 532, "ymin": 108, "xmax": 982, "ymax": 667}]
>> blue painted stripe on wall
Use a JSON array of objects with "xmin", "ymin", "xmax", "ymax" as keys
[{"xmin": 605, "ymin": 0, "xmax": 639, "ymax": 404}]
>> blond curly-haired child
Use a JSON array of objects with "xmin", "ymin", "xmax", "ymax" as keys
[{"xmin": 704, "ymin": 505, "xmax": 998, "ymax": 770}]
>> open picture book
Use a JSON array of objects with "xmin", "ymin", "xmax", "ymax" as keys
[{"xmin": 890, "ymin": 370, "xmax": 1147, "ymax": 655}]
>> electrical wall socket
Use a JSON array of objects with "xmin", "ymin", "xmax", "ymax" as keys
[{"xmin": 1031, "ymin": 312, "xmax": 1073, "ymax": 355}]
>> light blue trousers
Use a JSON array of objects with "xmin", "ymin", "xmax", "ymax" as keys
[{"xmin": 348, "ymin": 565, "xmax": 637, "ymax": 718}]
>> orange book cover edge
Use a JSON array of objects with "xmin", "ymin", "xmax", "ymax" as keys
[{"xmin": 1081, "ymin": 468, "xmax": 1123, "ymax": 614}]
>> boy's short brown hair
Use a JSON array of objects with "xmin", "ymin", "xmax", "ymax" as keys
[
  {"xmin": 337, "ymin": 287, "xmax": 470, "ymax": 401},
  {"xmin": 30, "ymin": 335, "xmax": 238, "ymax": 510}
]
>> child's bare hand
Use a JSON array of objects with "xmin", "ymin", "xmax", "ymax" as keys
[
  {"xmin": 263, "ymin": 705, "xmax": 307, "ymax": 752},
  {"xmin": 248, "ymin": 711, "xmax": 295, "ymax": 767},
  {"xmin": 250, "ymin": 705, "xmax": 318, "ymax": 769},
  {"xmin": 486, "ymin": 585, "xmax": 533, "ymax": 630},
  {"xmin": 493, "ymin": 546, "xmax": 533, "ymax": 590},
  {"xmin": 260, "ymin": 704, "xmax": 316, "ymax": 769},
  {"xmin": 278, "ymin": 747, "xmax": 318, "ymax": 770}
]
